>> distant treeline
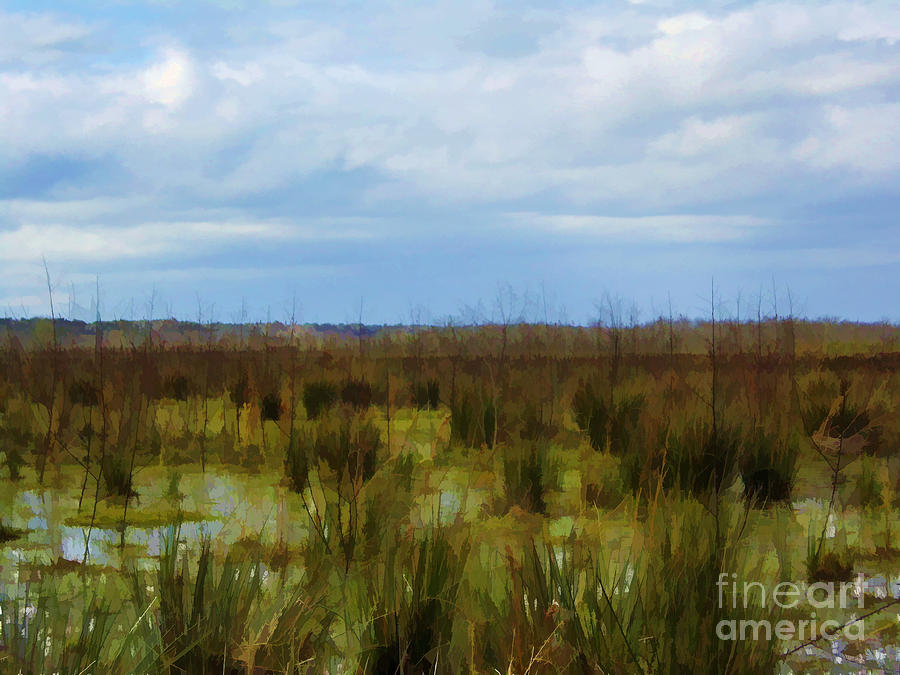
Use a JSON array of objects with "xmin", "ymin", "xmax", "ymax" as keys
[{"xmin": 1, "ymin": 316, "xmax": 897, "ymax": 356}]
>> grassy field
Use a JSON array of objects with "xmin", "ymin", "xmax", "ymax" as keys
[{"xmin": 0, "ymin": 317, "xmax": 898, "ymax": 673}]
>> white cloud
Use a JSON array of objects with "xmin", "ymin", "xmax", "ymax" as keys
[
  {"xmin": 509, "ymin": 212, "xmax": 772, "ymax": 243},
  {"xmin": 0, "ymin": 2, "xmax": 898, "ymax": 236},
  {"xmin": 0, "ymin": 218, "xmax": 374, "ymax": 263},
  {"xmin": 0, "ymin": 11, "xmax": 92, "ymax": 64},
  {"xmin": 793, "ymin": 103, "xmax": 900, "ymax": 173},
  {"xmin": 650, "ymin": 115, "xmax": 760, "ymax": 158},
  {"xmin": 142, "ymin": 48, "xmax": 196, "ymax": 108}
]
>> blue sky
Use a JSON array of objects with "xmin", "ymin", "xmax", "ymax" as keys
[{"xmin": 1, "ymin": 1, "xmax": 898, "ymax": 324}]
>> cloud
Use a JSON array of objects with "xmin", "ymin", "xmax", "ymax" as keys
[
  {"xmin": 509, "ymin": 212, "xmax": 772, "ymax": 243},
  {"xmin": 142, "ymin": 48, "xmax": 196, "ymax": 108},
  {"xmin": 0, "ymin": 218, "xmax": 374, "ymax": 263},
  {"xmin": 1, "ymin": 1, "xmax": 898, "ymax": 209},
  {"xmin": 0, "ymin": 11, "xmax": 92, "ymax": 65},
  {"xmin": 792, "ymin": 103, "xmax": 900, "ymax": 174},
  {"xmin": 0, "ymin": 2, "xmax": 898, "ymax": 320}
]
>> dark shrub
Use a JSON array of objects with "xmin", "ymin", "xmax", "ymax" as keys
[
  {"xmin": 482, "ymin": 397, "xmax": 497, "ymax": 449},
  {"xmin": 807, "ymin": 550, "xmax": 853, "ymax": 583},
  {"xmin": 69, "ymin": 379, "xmax": 98, "ymax": 406},
  {"xmin": 0, "ymin": 424, "xmax": 31, "ymax": 481},
  {"xmin": 854, "ymin": 458, "xmax": 883, "ymax": 509},
  {"xmin": 230, "ymin": 374, "xmax": 250, "ymax": 408},
  {"xmin": 292, "ymin": 413, "xmax": 381, "ymax": 484},
  {"xmin": 609, "ymin": 394, "xmax": 644, "ymax": 456},
  {"xmin": 740, "ymin": 429, "xmax": 798, "ymax": 503},
  {"xmin": 165, "ymin": 374, "xmax": 191, "ymax": 401},
  {"xmin": 260, "ymin": 391, "xmax": 282, "ymax": 422},
  {"xmin": 0, "ymin": 522, "xmax": 26, "ymax": 543},
  {"xmin": 572, "ymin": 381, "xmax": 610, "ymax": 451},
  {"xmin": 572, "ymin": 380, "xmax": 599, "ymax": 432},
  {"xmin": 413, "ymin": 378, "xmax": 441, "ymax": 410},
  {"xmin": 668, "ymin": 421, "xmax": 743, "ymax": 496},
  {"xmin": 340, "ymin": 378, "xmax": 372, "ymax": 410},
  {"xmin": 827, "ymin": 404, "xmax": 869, "ymax": 438},
  {"xmin": 303, "ymin": 381, "xmax": 337, "ymax": 419},
  {"xmin": 102, "ymin": 453, "xmax": 137, "ymax": 498},
  {"xmin": 502, "ymin": 444, "xmax": 552, "ymax": 514},
  {"xmin": 450, "ymin": 392, "xmax": 477, "ymax": 447},
  {"xmin": 518, "ymin": 401, "xmax": 556, "ymax": 442},
  {"xmin": 284, "ymin": 435, "xmax": 308, "ymax": 493}
]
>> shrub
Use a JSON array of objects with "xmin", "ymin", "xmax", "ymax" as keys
[
  {"xmin": 502, "ymin": 443, "xmax": 554, "ymax": 514},
  {"xmin": 572, "ymin": 380, "xmax": 599, "ymax": 432},
  {"xmin": 827, "ymin": 403, "xmax": 869, "ymax": 438},
  {"xmin": 69, "ymin": 378, "xmax": 99, "ymax": 406},
  {"xmin": 807, "ymin": 549, "xmax": 853, "ymax": 583},
  {"xmin": 482, "ymin": 396, "xmax": 497, "ymax": 449},
  {"xmin": 102, "ymin": 452, "xmax": 137, "ymax": 498},
  {"xmin": 164, "ymin": 374, "xmax": 191, "ymax": 401},
  {"xmin": 288, "ymin": 412, "xmax": 381, "ymax": 486},
  {"xmin": 450, "ymin": 391, "xmax": 477, "ymax": 447},
  {"xmin": 584, "ymin": 454, "xmax": 627, "ymax": 509},
  {"xmin": 573, "ymin": 380, "xmax": 609, "ymax": 450},
  {"xmin": 799, "ymin": 376, "xmax": 837, "ymax": 436},
  {"xmin": 413, "ymin": 378, "xmax": 441, "ymax": 410},
  {"xmin": 854, "ymin": 458, "xmax": 883, "ymax": 509},
  {"xmin": 517, "ymin": 401, "xmax": 557, "ymax": 441},
  {"xmin": 573, "ymin": 383, "xmax": 643, "ymax": 454},
  {"xmin": 0, "ymin": 521, "xmax": 26, "ymax": 543},
  {"xmin": 230, "ymin": 374, "xmax": 250, "ymax": 408},
  {"xmin": 260, "ymin": 391, "xmax": 282, "ymax": 421},
  {"xmin": 0, "ymin": 423, "xmax": 30, "ymax": 481},
  {"xmin": 340, "ymin": 378, "xmax": 372, "ymax": 409},
  {"xmin": 609, "ymin": 394, "xmax": 644, "ymax": 454},
  {"xmin": 284, "ymin": 434, "xmax": 309, "ymax": 493},
  {"xmin": 740, "ymin": 428, "xmax": 799, "ymax": 503},
  {"xmin": 667, "ymin": 421, "xmax": 743, "ymax": 496},
  {"xmin": 303, "ymin": 380, "xmax": 337, "ymax": 419}
]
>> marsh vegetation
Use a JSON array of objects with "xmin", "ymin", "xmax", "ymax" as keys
[{"xmin": 0, "ymin": 313, "xmax": 898, "ymax": 673}]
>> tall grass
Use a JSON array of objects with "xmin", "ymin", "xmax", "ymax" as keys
[{"xmin": 364, "ymin": 525, "xmax": 471, "ymax": 673}]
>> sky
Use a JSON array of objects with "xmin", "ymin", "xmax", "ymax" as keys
[{"xmin": 1, "ymin": 0, "xmax": 898, "ymax": 325}]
